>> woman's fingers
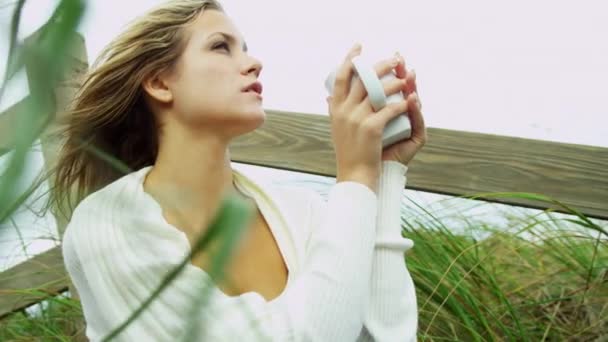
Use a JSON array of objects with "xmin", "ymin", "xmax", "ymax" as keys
[
  {"xmin": 332, "ymin": 43, "xmax": 363, "ymax": 105},
  {"xmin": 365, "ymin": 99, "xmax": 409, "ymax": 136},
  {"xmin": 407, "ymin": 69, "xmax": 418, "ymax": 98},
  {"xmin": 394, "ymin": 53, "xmax": 418, "ymax": 97},
  {"xmin": 396, "ymin": 54, "xmax": 425, "ymax": 141},
  {"xmin": 373, "ymin": 55, "xmax": 402, "ymax": 82},
  {"xmin": 346, "ymin": 55, "xmax": 401, "ymax": 105},
  {"xmin": 407, "ymin": 92, "xmax": 427, "ymax": 145},
  {"xmin": 384, "ymin": 78, "xmax": 407, "ymax": 100},
  {"xmin": 394, "ymin": 52, "xmax": 408, "ymax": 80},
  {"xmin": 409, "ymin": 70, "xmax": 420, "ymax": 108},
  {"xmin": 352, "ymin": 77, "xmax": 405, "ymax": 123},
  {"xmin": 372, "ymin": 91, "xmax": 426, "ymax": 149}
]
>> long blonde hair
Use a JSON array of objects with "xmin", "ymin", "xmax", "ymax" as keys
[{"xmin": 47, "ymin": 0, "xmax": 225, "ymax": 221}]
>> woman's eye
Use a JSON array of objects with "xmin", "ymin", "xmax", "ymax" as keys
[{"xmin": 214, "ymin": 42, "xmax": 230, "ymax": 51}]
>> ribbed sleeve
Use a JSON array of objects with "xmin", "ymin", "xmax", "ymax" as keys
[
  {"xmin": 357, "ymin": 160, "xmax": 418, "ymax": 342},
  {"xmin": 62, "ymin": 227, "xmax": 107, "ymax": 340},
  {"xmin": 63, "ymin": 172, "xmax": 379, "ymax": 341},
  {"xmin": 278, "ymin": 180, "xmax": 379, "ymax": 341}
]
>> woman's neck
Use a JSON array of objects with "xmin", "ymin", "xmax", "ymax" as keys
[{"xmin": 143, "ymin": 131, "xmax": 243, "ymax": 235}]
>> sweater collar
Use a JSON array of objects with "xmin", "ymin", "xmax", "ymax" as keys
[{"xmin": 127, "ymin": 164, "xmax": 301, "ymax": 274}]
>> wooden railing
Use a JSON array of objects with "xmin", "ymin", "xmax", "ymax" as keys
[{"xmin": 1, "ymin": 31, "xmax": 607, "ymax": 320}]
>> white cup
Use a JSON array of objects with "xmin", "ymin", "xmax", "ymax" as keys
[{"xmin": 324, "ymin": 52, "xmax": 412, "ymax": 148}]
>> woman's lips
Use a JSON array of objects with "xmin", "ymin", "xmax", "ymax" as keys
[
  {"xmin": 242, "ymin": 81, "xmax": 263, "ymax": 95},
  {"xmin": 244, "ymin": 90, "xmax": 263, "ymax": 100}
]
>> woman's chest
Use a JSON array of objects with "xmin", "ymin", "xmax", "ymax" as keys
[{"xmin": 190, "ymin": 208, "xmax": 289, "ymax": 302}]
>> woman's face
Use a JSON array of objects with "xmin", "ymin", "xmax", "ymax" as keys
[{"xmin": 161, "ymin": 10, "xmax": 265, "ymax": 138}]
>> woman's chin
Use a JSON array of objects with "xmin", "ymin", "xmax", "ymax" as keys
[
  {"xmin": 230, "ymin": 109, "xmax": 266, "ymax": 135},
  {"xmin": 249, "ymin": 110, "xmax": 266, "ymax": 128}
]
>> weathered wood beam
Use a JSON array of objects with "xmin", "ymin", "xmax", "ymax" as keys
[{"xmin": 230, "ymin": 109, "xmax": 608, "ymax": 220}]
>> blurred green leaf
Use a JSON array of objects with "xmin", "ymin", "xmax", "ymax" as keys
[{"xmin": 0, "ymin": 0, "xmax": 86, "ymax": 224}]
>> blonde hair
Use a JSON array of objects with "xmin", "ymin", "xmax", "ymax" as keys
[{"xmin": 47, "ymin": 0, "xmax": 225, "ymax": 220}]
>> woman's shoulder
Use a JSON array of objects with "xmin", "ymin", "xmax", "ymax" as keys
[
  {"xmin": 71, "ymin": 167, "xmax": 150, "ymax": 221},
  {"xmin": 232, "ymin": 167, "xmax": 325, "ymax": 217},
  {"xmin": 64, "ymin": 167, "xmax": 153, "ymax": 250},
  {"xmin": 263, "ymin": 182, "xmax": 327, "ymax": 232},
  {"xmin": 265, "ymin": 182, "xmax": 325, "ymax": 211},
  {"xmin": 62, "ymin": 166, "xmax": 184, "ymax": 263},
  {"xmin": 268, "ymin": 182, "xmax": 322, "ymax": 200}
]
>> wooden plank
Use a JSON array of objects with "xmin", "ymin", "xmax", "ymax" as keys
[
  {"xmin": 0, "ymin": 247, "xmax": 68, "ymax": 319},
  {"xmin": 230, "ymin": 109, "xmax": 608, "ymax": 220}
]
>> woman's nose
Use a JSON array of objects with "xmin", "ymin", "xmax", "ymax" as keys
[{"xmin": 244, "ymin": 57, "xmax": 263, "ymax": 77}]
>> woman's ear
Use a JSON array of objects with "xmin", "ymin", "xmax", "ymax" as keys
[{"xmin": 142, "ymin": 70, "xmax": 174, "ymax": 104}]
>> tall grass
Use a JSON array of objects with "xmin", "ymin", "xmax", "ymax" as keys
[
  {"xmin": 403, "ymin": 195, "xmax": 607, "ymax": 341},
  {"xmin": 0, "ymin": 291, "xmax": 85, "ymax": 341}
]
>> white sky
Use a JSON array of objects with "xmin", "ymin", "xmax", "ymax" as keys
[{"xmin": 1, "ymin": 0, "xmax": 607, "ymax": 147}]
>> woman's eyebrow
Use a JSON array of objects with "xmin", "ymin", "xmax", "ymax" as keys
[{"xmin": 208, "ymin": 31, "xmax": 248, "ymax": 52}]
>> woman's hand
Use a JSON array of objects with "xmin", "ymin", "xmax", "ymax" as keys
[
  {"xmin": 328, "ymin": 44, "xmax": 410, "ymax": 193},
  {"xmin": 381, "ymin": 53, "xmax": 427, "ymax": 166}
]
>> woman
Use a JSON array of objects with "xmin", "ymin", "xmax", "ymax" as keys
[{"xmin": 53, "ymin": 0, "xmax": 427, "ymax": 340}]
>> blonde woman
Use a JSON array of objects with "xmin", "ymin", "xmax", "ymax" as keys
[{"xmin": 53, "ymin": 0, "xmax": 427, "ymax": 340}]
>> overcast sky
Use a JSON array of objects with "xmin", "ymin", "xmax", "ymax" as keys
[{"xmin": 1, "ymin": 0, "xmax": 607, "ymax": 148}]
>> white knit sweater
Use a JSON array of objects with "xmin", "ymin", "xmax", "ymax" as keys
[{"xmin": 62, "ymin": 160, "xmax": 418, "ymax": 341}]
